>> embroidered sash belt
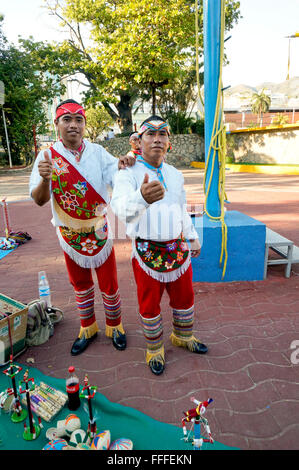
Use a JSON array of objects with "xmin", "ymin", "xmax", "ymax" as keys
[{"xmin": 135, "ymin": 235, "xmax": 189, "ymax": 273}]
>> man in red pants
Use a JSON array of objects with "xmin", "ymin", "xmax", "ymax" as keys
[
  {"xmin": 111, "ymin": 115, "xmax": 208, "ymax": 375},
  {"xmin": 29, "ymin": 99, "xmax": 134, "ymax": 355}
]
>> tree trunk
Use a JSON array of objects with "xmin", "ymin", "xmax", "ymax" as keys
[
  {"xmin": 116, "ymin": 92, "xmax": 133, "ymax": 133},
  {"xmin": 102, "ymin": 91, "xmax": 133, "ymax": 134},
  {"xmin": 152, "ymin": 84, "xmax": 156, "ymax": 115}
]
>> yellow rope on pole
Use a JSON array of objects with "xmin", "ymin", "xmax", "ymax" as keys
[{"xmin": 202, "ymin": 0, "xmax": 228, "ymax": 279}]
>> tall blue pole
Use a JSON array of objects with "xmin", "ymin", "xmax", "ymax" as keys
[{"xmin": 203, "ymin": 0, "xmax": 222, "ymax": 218}]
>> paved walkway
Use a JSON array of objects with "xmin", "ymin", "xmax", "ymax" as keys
[{"xmin": 0, "ymin": 167, "xmax": 299, "ymax": 450}]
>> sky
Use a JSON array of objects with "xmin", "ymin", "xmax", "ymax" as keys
[{"xmin": 1, "ymin": 0, "xmax": 299, "ymax": 89}]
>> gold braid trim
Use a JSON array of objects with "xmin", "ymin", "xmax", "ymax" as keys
[
  {"xmin": 145, "ymin": 346, "xmax": 165, "ymax": 365},
  {"xmin": 78, "ymin": 321, "xmax": 100, "ymax": 339},
  {"xmin": 170, "ymin": 333, "xmax": 203, "ymax": 352},
  {"xmin": 105, "ymin": 322, "xmax": 125, "ymax": 338}
]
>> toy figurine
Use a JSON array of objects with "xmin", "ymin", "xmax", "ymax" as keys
[
  {"xmin": 2, "ymin": 356, "xmax": 27, "ymax": 423},
  {"xmin": 182, "ymin": 397, "xmax": 214, "ymax": 450},
  {"xmin": 1, "ymin": 198, "xmax": 12, "ymax": 239},
  {"xmin": 19, "ymin": 370, "xmax": 43, "ymax": 440},
  {"xmin": 79, "ymin": 374, "xmax": 97, "ymax": 443}
]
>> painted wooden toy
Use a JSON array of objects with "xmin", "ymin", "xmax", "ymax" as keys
[
  {"xmin": 69, "ymin": 429, "xmax": 87, "ymax": 447},
  {"xmin": 182, "ymin": 397, "xmax": 214, "ymax": 450},
  {"xmin": 55, "ymin": 413, "xmax": 81, "ymax": 437},
  {"xmin": 80, "ymin": 374, "xmax": 97, "ymax": 441},
  {"xmin": 2, "ymin": 357, "xmax": 27, "ymax": 423},
  {"xmin": 90, "ymin": 430, "xmax": 111, "ymax": 450},
  {"xmin": 43, "ymin": 438, "xmax": 68, "ymax": 450},
  {"xmin": 109, "ymin": 438, "xmax": 133, "ymax": 450},
  {"xmin": 45, "ymin": 427, "xmax": 61, "ymax": 441},
  {"xmin": 19, "ymin": 370, "xmax": 43, "ymax": 441},
  {"xmin": 75, "ymin": 443, "xmax": 91, "ymax": 450},
  {"xmin": 64, "ymin": 414, "xmax": 81, "ymax": 434}
]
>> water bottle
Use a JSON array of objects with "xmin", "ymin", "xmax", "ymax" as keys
[
  {"xmin": 66, "ymin": 366, "xmax": 81, "ymax": 411},
  {"xmin": 38, "ymin": 271, "xmax": 51, "ymax": 307}
]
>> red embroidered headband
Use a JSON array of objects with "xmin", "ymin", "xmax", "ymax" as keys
[{"xmin": 55, "ymin": 103, "xmax": 86, "ymax": 121}]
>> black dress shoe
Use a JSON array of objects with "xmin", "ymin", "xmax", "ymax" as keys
[
  {"xmin": 71, "ymin": 333, "xmax": 97, "ymax": 356},
  {"xmin": 192, "ymin": 340, "xmax": 208, "ymax": 354},
  {"xmin": 148, "ymin": 356, "xmax": 165, "ymax": 375},
  {"xmin": 112, "ymin": 329, "xmax": 127, "ymax": 351}
]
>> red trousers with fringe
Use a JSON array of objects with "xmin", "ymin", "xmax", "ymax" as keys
[
  {"xmin": 64, "ymin": 249, "xmax": 121, "ymax": 329},
  {"xmin": 132, "ymin": 257, "xmax": 194, "ymax": 319}
]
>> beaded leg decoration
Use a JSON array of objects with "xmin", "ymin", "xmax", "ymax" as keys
[
  {"xmin": 75, "ymin": 286, "xmax": 100, "ymax": 339},
  {"xmin": 140, "ymin": 313, "xmax": 165, "ymax": 365},
  {"xmin": 170, "ymin": 306, "xmax": 207, "ymax": 353},
  {"xmin": 102, "ymin": 289, "xmax": 125, "ymax": 337}
]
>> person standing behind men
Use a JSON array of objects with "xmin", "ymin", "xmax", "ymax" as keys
[
  {"xmin": 29, "ymin": 99, "xmax": 134, "ymax": 356},
  {"xmin": 127, "ymin": 132, "xmax": 142, "ymax": 159},
  {"xmin": 111, "ymin": 115, "xmax": 208, "ymax": 375}
]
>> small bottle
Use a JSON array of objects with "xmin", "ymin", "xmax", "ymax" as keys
[
  {"xmin": 38, "ymin": 271, "xmax": 51, "ymax": 308},
  {"xmin": 66, "ymin": 366, "xmax": 81, "ymax": 411}
]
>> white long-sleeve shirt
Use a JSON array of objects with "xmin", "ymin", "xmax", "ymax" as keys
[
  {"xmin": 29, "ymin": 139, "xmax": 118, "ymax": 227},
  {"xmin": 110, "ymin": 160, "xmax": 199, "ymax": 242}
]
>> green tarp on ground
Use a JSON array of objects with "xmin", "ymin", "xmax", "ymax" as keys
[{"xmin": 0, "ymin": 363, "xmax": 238, "ymax": 451}]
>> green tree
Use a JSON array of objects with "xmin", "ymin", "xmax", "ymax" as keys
[
  {"xmin": 84, "ymin": 105, "xmax": 114, "ymax": 141},
  {"xmin": 271, "ymin": 113, "xmax": 289, "ymax": 126},
  {"xmin": 157, "ymin": 66, "xmax": 201, "ymax": 116},
  {"xmin": 0, "ymin": 18, "xmax": 64, "ymax": 166},
  {"xmin": 251, "ymin": 89, "xmax": 271, "ymax": 127},
  {"xmin": 154, "ymin": 64, "xmax": 202, "ymax": 133},
  {"xmin": 34, "ymin": 0, "xmax": 240, "ymax": 132}
]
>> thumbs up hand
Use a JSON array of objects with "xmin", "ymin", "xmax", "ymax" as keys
[
  {"xmin": 38, "ymin": 150, "xmax": 53, "ymax": 182},
  {"xmin": 142, "ymin": 173, "xmax": 149, "ymax": 185},
  {"xmin": 141, "ymin": 173, "xmax": 165, "ymax": 204}
]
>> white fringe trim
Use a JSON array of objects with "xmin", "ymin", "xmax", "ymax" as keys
[
  {"xmin": 57, "ymin": 227, "xmax": 113, "ymax": 269},
  {"xmin": 132, "ymin": 243, "xmax": 191, "ymax": 283}
]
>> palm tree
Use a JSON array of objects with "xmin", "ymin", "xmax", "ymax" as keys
[
  {"xmin": 251, "ymin": 89, "xmax": 271, "ymax": 127},
  {"xmin": 271, "ymin": 113, "xmax": 289, "ymax": 126}
]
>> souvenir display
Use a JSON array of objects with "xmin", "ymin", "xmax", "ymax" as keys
[{"xmin": 21, "ymin": 381, "xmax": 68, "ymax": 422}]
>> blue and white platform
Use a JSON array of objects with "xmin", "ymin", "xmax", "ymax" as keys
[{"xmin": 191, "ymin": 210, "xmax": 266, "ymax": 283}]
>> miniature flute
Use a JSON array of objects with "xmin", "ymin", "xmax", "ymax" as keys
[
  {"xmin": 39, "ymin": 382, "xmax": 67, "ymax": 404},
  {"xmin": 21, "ymin": 382, "xmax": 67, "ymax": 422},
  {"xmin": 30, "ymin": 400, "xmax": 51, "ymax": 421},
  {"xmin": 31, "ymin": 393, "xmax": 55, "ymax": 414},
  {"xmin": 39, "ymin": 382, "xmax": 67, "ymax": 405}
]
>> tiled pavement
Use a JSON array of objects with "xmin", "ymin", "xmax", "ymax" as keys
[{"xmin": 0, "ymin": 168, "xmax": 299, "ymax": 450}]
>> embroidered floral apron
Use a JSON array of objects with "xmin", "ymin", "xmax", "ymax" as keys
[{"xmin": 133, "ymin": 235, "xmax": 191, "ymax": 283}]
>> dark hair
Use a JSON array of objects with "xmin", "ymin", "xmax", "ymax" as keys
[
  {"xmin": 140, "ymin": 115, "xmax": 165, "ymax": 127},
  {"xmin": 56, "ymin": 99, "xmax": 81, "ymax": 112}
]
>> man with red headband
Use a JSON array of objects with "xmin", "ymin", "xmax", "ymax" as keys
[
  {"xmin": 111, "ymin": 115, "xmax": 208, "ymax": 376},
  {"xmin": 29, "ymin": 99, "xmax": 134, "ymax": 356}
]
